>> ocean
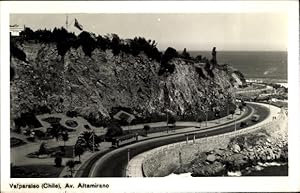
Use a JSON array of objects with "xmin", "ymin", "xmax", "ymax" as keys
[{"xmin": 190, "ymin": 51, "xmax": 287, "ymax": 81}]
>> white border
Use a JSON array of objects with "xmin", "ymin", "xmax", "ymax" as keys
[{"xmin": 1, "ymin": 1, "xmax": 299, "ymax": 192}]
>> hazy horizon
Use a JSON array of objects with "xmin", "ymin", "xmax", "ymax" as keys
[{"xmin": 10, "ymin": 13, "xmax": 288, "ymax": 51}]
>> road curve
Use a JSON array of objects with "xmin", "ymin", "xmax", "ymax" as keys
[{"xmin": 81, "ymin": 103, "xmax": 269, "ymax": 177}]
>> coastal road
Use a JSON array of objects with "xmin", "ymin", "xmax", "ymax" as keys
[{"xmin": 80, "ymin": 103, "xmax": 269, "ymax": 177}]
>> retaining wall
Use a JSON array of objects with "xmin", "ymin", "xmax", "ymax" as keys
[{"xmin": 142, "ymin": 113, "xmax": 285, "ymax": 177}]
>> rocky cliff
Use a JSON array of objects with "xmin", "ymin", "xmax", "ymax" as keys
[{"xmin": 11, "ymin": 42, "xmax": 239, "ymax": 127}]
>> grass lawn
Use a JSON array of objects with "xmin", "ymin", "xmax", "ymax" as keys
[
  {"xmin": 11, "ymin": 165, "xmax": 63, "ymax": 178},
  {"xmin": 48, "ymin": 145, "xmax": 75, "ymax": 158},
  {"xmin": 27, "ymin": 145, "xmax": 75, "ymax": 158}
]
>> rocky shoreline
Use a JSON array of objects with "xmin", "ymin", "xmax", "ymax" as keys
[{"xmin": 174, "ymin": 120, "xmax": 288, "ymax": 176}]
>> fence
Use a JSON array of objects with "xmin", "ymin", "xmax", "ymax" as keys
[{"xmin": 140, "ymin": 113, "xmax": 285, "ymax": 177}]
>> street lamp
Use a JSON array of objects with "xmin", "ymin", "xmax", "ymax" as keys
[
  {"xmin": 92, "ymin": 129, "xmax": 95, "ymax": 153},
  {"xmin": 127, "ymin": 148, "xmax": 130, "ymax": 163},
  {"xmin": 234, "ymin": 116, "xmax": 237, "ymax": 132}
]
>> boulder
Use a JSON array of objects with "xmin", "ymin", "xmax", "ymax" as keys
[
  {"xmin": 232, "ymin": 144, "xmax": 241, "ymax": 153},
  {"xmin": 192, "ymin": 161, "xmax": 225, "ymax": 176},
  {"xmin": 214, "ymin": 149, "xmax": 224, "ymax": 156},
  {"xmin": 206, "ymin": 154, "xmax": 216, "ymax": 163}
]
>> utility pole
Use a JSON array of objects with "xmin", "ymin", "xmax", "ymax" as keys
[
  {"xmin": 92, "ymin": 129, "xmax": 95, "ymax": 153},
  {"xmin": 234, "ymin": 116, "xmax": 237, "ymax": 132}
]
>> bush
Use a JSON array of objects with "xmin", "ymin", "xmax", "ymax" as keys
[
  {"xmin": 38, "ymin": 142, "xmax": 47, "ymax": 155},
  {"xmin": 14, "ymin": 112, "xmax": 42, "ymax": 130},
  {"xmin": 143, "ymin": 125, "xmax": 150, "ymax": 136},
  {"xmin": 66, "ymin": 111, "xmax": 79, "ymax": 118}
]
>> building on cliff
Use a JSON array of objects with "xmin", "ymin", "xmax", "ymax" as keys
[{"xmin": 9, "ymin": 25, "xmax": 24, "ymax": 36}]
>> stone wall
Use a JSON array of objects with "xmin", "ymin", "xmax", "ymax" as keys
[{"xmin": 142, "ymin": 115, "xmax": 285, "ymax": 177}]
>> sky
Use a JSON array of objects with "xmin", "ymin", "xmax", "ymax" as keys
[{"xmin": 10, "ymin": 13, "xmax": 288, "ymax": 51}]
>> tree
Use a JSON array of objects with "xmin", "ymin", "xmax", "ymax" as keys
[
  {"xmin": 77, "ymin": 131, "xmax": 93, "ymax": 150},
  {"xmin": 214, "ymin": 110, "xmax": 221, "ymax": 124},
  {"xmin": 111, "ymin": 34, "xmax": 121, "ymax": 55},
  {"xmin": 105, "ymin": 121, "xmax": 123, "ymax": 142},
  {"xmin": 229, "ymin": 110, "xmax": 235, "ymax": 119},
  {"xmin": 78, "ymin": 31, "xmax": 97, "ymax": 57},
  {"xmin": 143, "ymin": 125, "xmax": 150, "ymax": 136},
  {"xmin": 197, "ymin": 117, "xmax": 202, "ymax": 128},
  {"xmin": 62, "ymin": 131, "xmax": 69, "ymax": 147},
  {"xmin": 66, "ymin": 160, "xmax": 75, "ymax": 177},
  {"xmin": 158, "ymin": 47, "xmax": 177, "ymax": 76},
  {"xmin": 54, "ymin": 156, "xmax": 62, "ymax": 167},
  {"xmin": 167, "ymin": 115, "xmax": 176, "ymax": 132},
  {"xmin": 74, "ymin": 144, "xmax": 85, "ymax": 163}
]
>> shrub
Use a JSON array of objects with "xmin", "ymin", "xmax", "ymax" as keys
[
  {"xmin": 143, "ymin": 125, "xmax": 150, "ymax": 136},
  {"xmin": 66, "ymin": 110, "xmax": 79, "ymax": 118},
  {"xmin": 38, "ymin": 142, "xmax": 47, "ymax": 155},
  {"xmin": 14, "ymin": 112, "xmax": 42, "ymax": 130},
  {"xmin": 85, "ymin": 112, "xmax": 108, "ymax": 127},
  {"xmin": 167, "ymin": 115, "xmax": 176, "ymax": 125}
]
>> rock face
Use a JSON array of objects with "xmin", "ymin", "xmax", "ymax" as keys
[{"xmin": 11, "ymin": 43, "xmax": 236, "ymax": 126}]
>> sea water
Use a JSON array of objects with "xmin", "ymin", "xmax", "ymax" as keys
[{"xmin": 190, "ymin": 51, "xmax": 287, "ymax": 81}]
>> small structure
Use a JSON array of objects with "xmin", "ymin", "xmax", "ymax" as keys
[
  {"xmin": 9, "ymin": 24, "xmax": 24, "ymax": 36},
  {"xmin": 113, "ymin": 110, "xmax": 135, "ymax": 124}
]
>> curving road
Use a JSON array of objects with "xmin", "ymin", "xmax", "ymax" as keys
[{"xmin": 78, "ymin": 103, "xmax": 269, "ymax": 177}]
